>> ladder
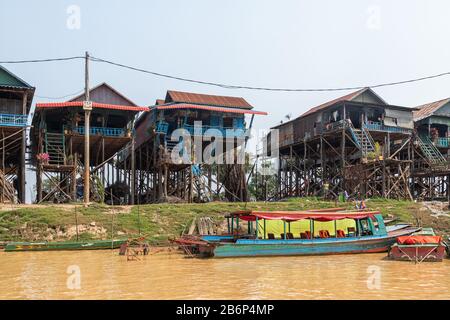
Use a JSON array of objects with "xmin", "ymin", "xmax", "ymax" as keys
[
  {"xmin": 417, "ymin": 135, "xmax": 446, "ymax": 165},
  {"xmin": 347, "ymin": 122, "xmax": 375, "ymax": 156},
  {"xmin": 192, "ymin": 165, "xmax": 211, "ymax": 202},
  {"xmin": 165, "ymin": 139, "xmax": 178, "ymax": 152},
  {"xmin": 44, "ymin": 132, "xmax": 65, "ymax": 165}
]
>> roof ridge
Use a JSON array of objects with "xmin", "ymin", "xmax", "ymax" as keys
[
  {"xmin": 69, "ymin": 82, "xmax": 138, "ymax": 106},
  {"xmin": 165, "ymin": 90, "xmax": 253, "ymax": 109},
  {"xmin": 415, "ymin": 97, "xmax": 450, "ymax": 109},
  {"xmin": 412, "ymin": 97, "xmax": 450, "ymax": 121},
  {"xmin": 0, "ymin": 64, "xmax": 34, "ymax": 89}
]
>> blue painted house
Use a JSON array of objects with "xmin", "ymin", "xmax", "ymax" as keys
[
  {"xmin": 0, "ymin": 65, "xmax": 35, "ymax": 203},
  {"xmin": 132, "ymin": 90, "xmax": 267, "ymax": 203}
]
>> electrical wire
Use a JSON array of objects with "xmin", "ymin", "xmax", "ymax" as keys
[
  {"xmin": 90, "ymin": 55, "xmax": 450, "ymax": 92},
  {"xmin": 2, "ymin": 55, "xmax": 450, "ymax": 92},
  {"xmin": 0, "ymin": 56, "xmax": 84, "ymax": 64}
]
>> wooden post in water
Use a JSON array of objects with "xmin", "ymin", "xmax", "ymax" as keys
[
  {"xmin": 75, "ymin": 205, "xmax": 79, "ymax": 241},
  {"xmin": 110, "ymin": 191, "xmax": 114, "ymax": 249}
]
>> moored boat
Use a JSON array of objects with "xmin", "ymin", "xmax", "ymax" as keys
[
  {"xmin": 4, "ymin": 239, "xmax": 127, "ymax": 252},
  {"xmin": 388, "ymin": 228, "xmax": 446, "ymax": 262},
  {"xmin": 175, "ymin": 210, "xmax": 420, "ymax": 258}
]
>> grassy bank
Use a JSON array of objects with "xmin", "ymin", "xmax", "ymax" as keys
[{"xmin": 0, "ymin": 198, "xmax": 449, "ymax": 244}]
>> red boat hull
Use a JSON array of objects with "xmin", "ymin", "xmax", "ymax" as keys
[{"xmin": 388, "ymin": 244, "xmax": 446, "ymax": 262}]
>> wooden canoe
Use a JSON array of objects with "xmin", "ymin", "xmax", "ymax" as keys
[{"xmin": 4, "ymin": 239, "xmax": 127, "ymax": 252}]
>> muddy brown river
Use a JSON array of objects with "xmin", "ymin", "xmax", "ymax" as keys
[{"xmin": 0, "ymin": 250, "xmax": 449, "ymax": 299}]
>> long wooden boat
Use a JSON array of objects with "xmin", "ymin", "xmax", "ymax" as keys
[
  {"xmin": 388, "ymin": 229, "xmax": 447, "ymax": 262},
  {"xmin": 175, "ymin": 210, "xmax": 420, "ymax": 258},
  {"xmin": 4, "ymin": 239, "xmax": 127, "ymax": 252}
]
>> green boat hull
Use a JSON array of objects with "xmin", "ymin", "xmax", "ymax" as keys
[{"xmin": 4, "ymin": 239, "xmax": 127, "ymax": 252}]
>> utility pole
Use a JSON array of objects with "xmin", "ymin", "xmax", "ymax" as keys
[{"xmin": 83, "ymin": 51, "xmax": 92, "ymax": 204}]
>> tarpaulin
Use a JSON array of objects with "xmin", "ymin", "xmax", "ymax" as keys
[{"xmin": 397, "ymin": 235, "xmax": 442, "ymax": 245}]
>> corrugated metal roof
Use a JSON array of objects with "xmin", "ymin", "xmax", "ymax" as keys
[
  {"xmin": 413, "ymin": 98, "xmax": 450, "ymax": 121},
  {"xmin": 36, "ymin": 101, "xmax": 148, "ymax": 112},
  {"xmin": 0, "ymin": 65, "xmax": 34, "ymax": 89},
  {"xmin": 153, "ymin": 103, "xmax": 267, "ymax": 115},
  {"xmin": 301, "ymin": 88, "xmax": 369, "ymax": 117},
  {"xmin": 166, "ymin": 90, "xmax": 253, "ymax": 109}
]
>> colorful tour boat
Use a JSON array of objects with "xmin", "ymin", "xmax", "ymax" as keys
[{"xmin": 174, "ymin": 210, "xmax": 420, "ymax": 258}]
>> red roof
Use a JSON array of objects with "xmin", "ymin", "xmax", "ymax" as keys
[
  {"xmin": 166, "ymin": 90, "xmax": 253, "ymax": 109},
  {"xmin": 234, "ymin": 210, "xmax": 379, "ymax": 222},
  {"xmin": 36, "ymin": 101, "xmax": 148, "ymax": 112},
  {"xmin": 154, "ymin": 103, "xmax": 267, "ymax": 115},
  {"xmin": 413, "ymin": 98, "xmax": 450, "ymax": 121}
]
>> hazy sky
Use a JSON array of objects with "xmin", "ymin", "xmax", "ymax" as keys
[{"xmin": 2, "ymin": 0, "xmax": 450, "ymax": 202}]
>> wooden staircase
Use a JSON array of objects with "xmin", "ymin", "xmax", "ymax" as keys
[
  {"xmin": 44, "ymin": 132, "xmax": 65, "ymax": 165},
  {"xmin": 418, "ymin": 135, "xmax": 447, "ymax": 165},
  {"xmin": 348, "ymin": 122, "xmax": 375, "ymax": 156}
]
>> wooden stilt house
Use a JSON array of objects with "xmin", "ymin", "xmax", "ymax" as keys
[
  {"xmin": 0, "ymin": 65, "xmax": 34, "ymax": 203},
  {"xmin": 31, "ymin": 83, "xmax": 147, "ymax": 203}
]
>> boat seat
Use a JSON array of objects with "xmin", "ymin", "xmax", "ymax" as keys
[
  {"xmin": 300, "ymin": 231, "xmax": 312, "ymax": 239},
  {"xmin": 267, "ymin": 233, "xmax": 275, "ymax": 239},
  {"xmin": 286, "ymin": 232, "xmax": 294, "ymax": 239},
  {"xmin": 347, "ymin": 227, "xmax": 356, "ymax": 237},
  {"xmin": 336, "ymin": 229, "xmax": 346, "ymax": 238},
  {"xmin": 319, "ymin": 230, "xmax": 330, "ymax": 238}
]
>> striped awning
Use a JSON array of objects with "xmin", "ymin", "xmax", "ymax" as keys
[
  {"xmin": 153, "ymin": 103, "xmax": 268, "ymax": 115},
  {"xmin": 36, "ymin": 101, "xmax": 148, "ymax": 112}
]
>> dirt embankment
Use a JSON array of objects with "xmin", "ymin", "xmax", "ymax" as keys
[{"xmin": 0, "ymin": 199, "xmax": 449, "ymax": 243}]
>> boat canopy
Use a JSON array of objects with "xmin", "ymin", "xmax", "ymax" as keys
[{"xmin": 232, "ymin": 210, "xmax": 380, "ymax": 222}]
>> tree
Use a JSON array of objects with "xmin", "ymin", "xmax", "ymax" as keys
[{"xmin": 248, "ymin": 160, "xmax": 278, "ymax": 201}]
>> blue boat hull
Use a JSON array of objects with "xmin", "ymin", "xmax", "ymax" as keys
[{"xmin": 204, "ymin": 236, "xmax": 399, "ymax": 258}]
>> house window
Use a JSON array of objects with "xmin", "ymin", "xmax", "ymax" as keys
[{"xmin": 223, "ymin": 117, "xmax": 233, "ymax": 128}]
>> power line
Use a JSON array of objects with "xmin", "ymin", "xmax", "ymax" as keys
[
  {"xmin": 0, "ymin": 56, "xmax": 84, "ymax": 64},
  {"xmin": 2, "ymin": 55, "xmax": 450, "ymax": 92},
  {"xmin": 90, "ymin": 55, "xmax": 450, "ymax": 92}
]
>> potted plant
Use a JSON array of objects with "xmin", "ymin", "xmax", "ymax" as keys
[{"xmin": 36, "ymin": 153, "xmax": 50, "ymax": 165}]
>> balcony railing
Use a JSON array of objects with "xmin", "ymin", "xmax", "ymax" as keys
[
  {"xmin": 364, "ymin": 121, "xmax": 411, "ymax": 134},
  {"xmin": 0, "ymin": 113, "xmax": 27, "ymax": 127},
  {"xmin": 433, "ymin": 137, "xmax": 450, "ymax": 148},
  {"xmin": 71, "ymin": 126, "xmax": 125, "ymax": 137},
  {"xmin": 155, "ymin": 121, "xmax": 169, "ymax": 134},
  {"xmin": 182, "ymin": 124, "xmax": 248, "ymax": 138}
]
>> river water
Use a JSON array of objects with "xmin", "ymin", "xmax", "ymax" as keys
[{"xmin": 0, "ymin": 250, "xmax": 449, "ymax": 299}]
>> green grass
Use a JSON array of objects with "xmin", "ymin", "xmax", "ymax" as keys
[{"xmin": 0, "ymin": 197, "xmax": 446, "ymax": 244}]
